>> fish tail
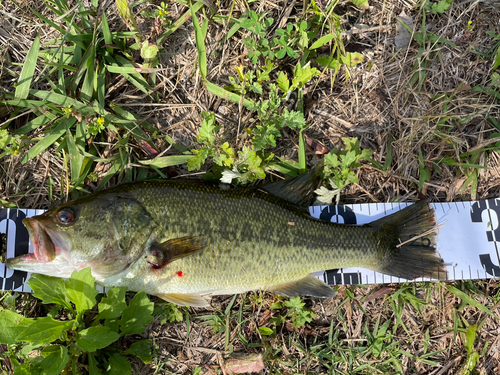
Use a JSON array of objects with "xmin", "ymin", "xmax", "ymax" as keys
[{"xmin": 370, "ymin": 200, "xmax": 447, "ymax": 280}]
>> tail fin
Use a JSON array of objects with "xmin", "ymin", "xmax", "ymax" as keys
[{"xmin": 370, "ymin": 200, "xmax": 447, "ymax": 280}]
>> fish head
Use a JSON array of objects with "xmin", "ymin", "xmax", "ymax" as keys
[{"xmin": 6, "ymin": 192, "xmax": 156, "ymax": 280}]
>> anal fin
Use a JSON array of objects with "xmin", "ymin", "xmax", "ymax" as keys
[
  {"xmin": 270, "ymin": 274, "xmax": 336, "ymax": 298},
  {"xmin": 156, "ymin": 293, "xmax": 211, "ymax": 307}
]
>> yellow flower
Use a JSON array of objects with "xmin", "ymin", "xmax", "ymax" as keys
[
  {"xmin": 234, "ymin": 64, "xmax": 245, "ymax": 81},
  {"xmin": 13, "ymin": 150, "xmax": 18, "ymax": 156},
  {"xmin": 97, "ymin": 117, "xmax": 105, "ymax": 126},
  {"xmin": 468, "ymin": 20, "xmax": 473, "ymax": 26}
]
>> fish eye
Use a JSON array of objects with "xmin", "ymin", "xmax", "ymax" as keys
[{"xmin": 56, "ymin": 208, "xmax": 76, "ymax": 226}]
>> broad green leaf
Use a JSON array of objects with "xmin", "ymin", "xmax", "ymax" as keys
[
  {"xmin": 76, "ymin": 326, "xmax": 121, "ymax": 352},
  {"xmin": 107, "ymin": 352, "xmax": 132, "ymax": 375},
  {"xmin": 15, "ymin": 34, "xmax": 40, "ymax": 99},
  {"xmin": 124, "ymin": 340, "xmax": 152, "ymax": 364},
  {"xmin": 138, "ymin": 155, "xmax": 192, "ymax": 168},
  {"xmin": 13, "ymin": 362, "xmax": 41, "ymax": 375},
  {"xmin": 28, "ymin": 273, "xmax": 70, "ymax": 309},
  {"xmin": 277, "ymin": 71, "xmax": 290, "ymax": 93},
  {"xmin": 16, "ymin": 317, "xmax": 74, "ymax": 346},
  {"xmin": 40, "ymin": 345, "xmax": 69, "ymax": 375},
  {"xmin": 65, "ymin": 268, "xmax": 98, "ymax": 315},
  {"xmin": 341, "ymin": 52, "xmax": 364, "ymax": 67},
  {"xmin": 309, "ymin": 33, "xmax": 335, "ymax": 50},
  {"xmin": 119, "ymin": 291, "xmax": 154, "ymax": 336},
  {"xmin": 0, "ymin": 310, "xmax": 33, "ymax": 345},
  {"xmin": 315, "ymin": 56, "xmax": 341, "ymax": 70},
  {"xmin": 141, "ymin": 41, "xmax": 159, "ymax": 60},
  {"xmin": 258, "ymin": 326, "xmax": 274, "ymax": 336},
  {"xmin": 89, "ymin": 353, "xmax": 100, "ymax": 375},
  {"xmin": 98, "ymin": 287, "xmax": 128, "ymax": 320}
]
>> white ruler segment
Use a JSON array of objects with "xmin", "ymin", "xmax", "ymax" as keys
[{"xmin": 0, "ymin": 200, "xmax": 499, "ymax": 291}]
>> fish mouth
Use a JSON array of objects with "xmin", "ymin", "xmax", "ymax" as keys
[
  {"xmin": 22, "ymin": 218, "xmax": 58, "ymax": 263},
  {"xmin": 6, "ymin": 217, "xmax": 71, "ymax": 271},
  {"xmin": 5, "ymin": 217, "xmax": 76, "ymax": 278}
]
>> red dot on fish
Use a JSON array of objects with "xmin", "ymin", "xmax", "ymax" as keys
[{"xmin": 177, "ymin": 271, "xmax": 183, "ymax": 277}]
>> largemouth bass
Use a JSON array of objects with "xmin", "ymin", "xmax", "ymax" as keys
[{"xmin": 6, "ymin": 179, "xmax": 447, "ymax": 307}]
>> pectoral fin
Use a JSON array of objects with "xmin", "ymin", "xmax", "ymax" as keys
[
  {"xmin": 156, "ymin": 293, "xmax": 211, "ymax": 307},
  {"xmin": 148, "ymin": 236, "xmax": 206, "ymax": 269},
  {"xmin": 270, "ymin": 274, "xmax": 336, "ymax": 298}
]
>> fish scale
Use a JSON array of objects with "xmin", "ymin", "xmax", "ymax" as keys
[{"xmin": 6, "ymin": 179, "xmax": 447, "ymax": 307}]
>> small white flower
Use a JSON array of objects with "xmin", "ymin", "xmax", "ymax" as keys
[
  {"xmin": 220, "ymin": 168, "xmax": 241, "ymax": 184},
  {"xmin": 314, "ymin": 185, "xmax": 341, "ymax": 205}
]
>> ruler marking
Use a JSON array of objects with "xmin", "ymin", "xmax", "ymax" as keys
[
  {"xmin": 2, "ymin": 209, "xmax": 9, "ymax": 283},
  {"xmin": 485, "ymin": 200, "xmax": 500, "ymax": 273}
]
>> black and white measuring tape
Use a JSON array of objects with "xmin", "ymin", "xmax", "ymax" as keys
[{"xmin": 1, "ymin": 199, "xmax": 499, "ymax": 292}]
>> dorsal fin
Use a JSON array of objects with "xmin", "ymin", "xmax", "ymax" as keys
[{"xmin": 262, "ymin": 166, "xmax": 322, "ymax": 208}]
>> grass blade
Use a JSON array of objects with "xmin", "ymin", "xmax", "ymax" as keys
[
  {"xmin": 101, "ymin": 12, "xmax": 113, "ymax": 54},
  {"xmin": 298, "ymin": 130, "xmax": 306, "ymax": 174},
  {"xmin": 138, "ymin": 155, "xmax": 192, "ymax": 168},
  {"xmin": 66, "ymin": 129, "xmax": 84, "ymax": 185},
  {"xmin": 157, "ymin": 1, "xmax": 204, "ymax": 45},
  {"xmin": 21, "ymin": 117, "xmax": 76, "ymax": 163},
  {"xmin": 15, "ymin": 34, "xmax": 40, "ymax": 99},
  {"xmin": 205, "ymin": 81, "xmax": 255, "ymax": 110},
  {"xmin": 14, "ymin": 113, "xmax": 58, "ymax": 135},
  {"xmin": 30, "ymin": 89, "xmax": 96, "ymax": 116},
  {"xmin": 191, "ymin": 4, "xmax": 207, "ymax": 79},
  {"xmin": 445, "ymin": 284, "xmax": 498, "ymax": 320}
]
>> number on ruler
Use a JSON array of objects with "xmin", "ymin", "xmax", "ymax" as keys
[
  {"xmin": 406, "ymin": 233, "xmax": 432, "ymax": 247},
  {"xmin": 470, "ymin": 200, "xmax": 500, "ymax": 277}
]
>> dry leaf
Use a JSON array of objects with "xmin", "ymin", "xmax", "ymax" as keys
[
  {"xmin": 224, "ymin": 354, "xmax": 265, "ymax": 374},
  {"xmin": 305, "ymin": 134, "xmax": 330, "ymax": 155},
  {"xmin": 395, "ymin": 11, "xmax": 414, "ymax": 50}
]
